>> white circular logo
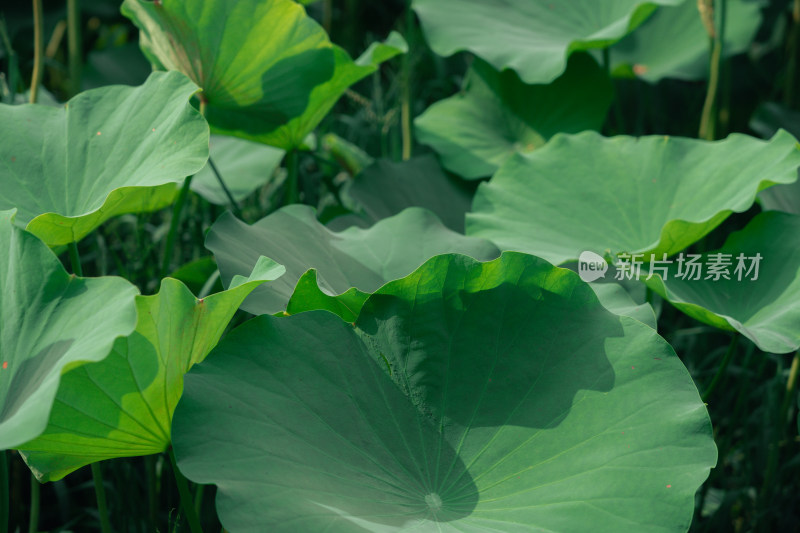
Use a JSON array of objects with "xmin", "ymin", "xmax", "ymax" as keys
[{"xmin": 578, "ymin": 251, "xmax": 608, "ymax": 282}]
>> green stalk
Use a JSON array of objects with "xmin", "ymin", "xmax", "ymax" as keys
[
  {"xmin": 91, "ymin": 463, "xmax": 112, "ymax": 533},
  {"xmin": 161, "ymin": 97, "xmax": 206, "ymax": 278},
  {"xmin": 716, "ymin": 341, "xmax": 757, "ymax": 455},
  {"xmin": 196, "ymin": 89, "xmax": 239, "ymax": 216},
  {"xmin": 400, "ymin": 72, "xmax": 411, "ymax": 160},
  {"xmin": 161, "ymin": 97, "xmax": 208, "ymax": 277},
  {"xmin": 698, "ymin": 0, "xmax": 726, "ymax": 140},
  {"xmin": 1, "ymin": 451, "xmax": 8, "ymax": 533},
  {"xmin": 370, "ymin": 72, "xmax": 389, "ymax": 159},
  {"xmin": 145, "ymin": 455, "xmax": 158, "ymax": 531},
  {"xmin": 602, "ymin": 47, "xmax": 625, "ymax": 134},
  {"xmin": 67, "ymin": 0, "xmax": 81, "ymax": 97},
  {"xmin": 698, "ymin": 42, "xmax": 720, "ymax": 140},
  {"xmin": 400, "ymin": 3, "xmax": 413, "ymax": 161},
  {"xmin": 285, "ymin": 149, "xmax": 300, "ymax": 205},
  {"xmin": 344, "ymin": 0, "xmax": 358, "ymax": 51},
  {"xmin": 30, "ymin": 0, "xmax": 44, "ymax": 103},
  {"xmin": 702, "ymin": 332, "xmax": 739, "ymax": 403},
  {"xmin": 197, "ymin": 270, "xmax": 220, "ymax": 299},
  {"xmin": 161, "ymin": 175, "xmax": 194, "ymax": 277},
  {"xmin": 67, "ymin": 241, "xmax": 83, "ymax": 277},
  {"xmin": 785, "ymin": 0, "xmax": 800, "ymax": 107},
  {"xmin": 717, "ymin": 56, "xmax": 732, "ymax": 137},
  {"xmin": 28, "ymin": 475, "xmax": 39, "ymax": 533},
  {"xmin": 758, "ymin": 349, "xmax": 800, "ymax": 523},
  {"xmin": 193, "ymin": 483, "xmax": 205, "ymax": 516},
  {"xmin": 0, "ymin": 18, "xmax": 19, "ymax": 103},
  {"xmin": 168, "ymin": 448, "xmax": 204, "ymax": 533},
  {"xmin": 778, "ymin": 351, "xmax": 800, "ymax": 437},
  {"xmin": 322, "ymin": 0, "xmax": 332, "ymax": 34},
  {"xmin": 602, "ymin": 47, "xmax": 611, "ymax": 75},
  {"xmin": 207, "ymin": 156, "xmax": 242, "ymax": 217}
]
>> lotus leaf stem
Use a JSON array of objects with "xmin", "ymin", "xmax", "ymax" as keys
[
  {"xmin": 27, "ymin": 475, "xmax": 38, "ymax": 533},
  {"xmin": 168, "ymin": 447, "xmax": 204, "ymax": 533},
  {"xmin": 67, "ymin": 0, "xmax": 81, "ymax": 97},
  {"xmin": 703, "ymin": 332, "xmax": 739, "ymax": 402},
  {"xmin": 0, "ymin": 451, "xmax": 7, "ymax": 533},
  {"xmin": 698, "ymin": 0, "xmax": 727, "ymax": 140},
  {"xmin": 92, "ymin": 463, "xmax": 113, "ymax": 533},
  {"xmin": 30, "ymin": 0, "xmax": 43, "ymax": 104}
]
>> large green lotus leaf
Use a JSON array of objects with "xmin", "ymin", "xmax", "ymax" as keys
[
  {"xmin": 0, "ymin": 210, "xmax": 138, "ymax": 450},
  {"xmin": 172, "ymin": 252, "xmax": 715, "ymax": 532},
  {"xmin": 121, "ymin": 0, "xmax": 332, "ymax": 143},
  {"xmin": 207, "ymin": 206, "xmax": 500, "ymax": 319},
  {"xmin": 191, "ymin": 135, "xmax": 285, "ymax": 205},
  {"xmin": 412, "ymin": 0, "xmax": 684, "ymax": 85},
  {"xmin": 607, "ymin": 0, "xmax": 763, "ymax": 82},
  {"xmin": 750, "ymin": 102, "xmax": 800, "ymax": 214},
  {"xmin": 255, "ymin": 33, "xmax": 407, "ymax": 149},
  {"xmin": 18, "ymin": 257, "xmax": 285, "ymax": 481},
  {"xmin": 467, "ymin": 130, "xmax": 800, "ymax": 265},
  {"xmin": 331, "ymin": 155, "xmax": 474, "ymax": 232},
  {"xmin": 415, "ymin": 53, "xmax": 613, "ymax": 179},
  {"xmin": 591, "ymin": 282, "xmax": 657, "ymax": 329},
  {"xmin": 757, "ymin": 175, "xmax": 800, "ymax": 215},
  {"xmin": 122, "ymin": 0, "xmax": 406, "ymax": 150},
  {"xmin": 0, "ymin": 71, "xmax": 209, "ymax": 246},
  {"xmin": 645, "ymin": 212, "xmax": 800, "ymax": 354}
]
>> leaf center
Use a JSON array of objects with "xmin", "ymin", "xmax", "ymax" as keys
[{"xmin": 424, "ymin": 493, "xmax": 443, "ymax": 512}]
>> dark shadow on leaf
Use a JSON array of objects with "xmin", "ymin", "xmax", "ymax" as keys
[
  {"xmin": 206, "ymin": 47, "xmax": 336, "ymax": 136},
  {"xmin": 1, "ymin": 339, "xmax": 75, "ymax": 421},
  {"xmin": 184, "ymin": 313, "xmax": 478, "ymax": 528},
  {"xmin": 43, "ymin": 330, "xmax": 164, "ymax": 441},
  {"xmin": 357, "ymin": 274, "xmax": 618, "ymax": 432}
]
